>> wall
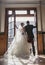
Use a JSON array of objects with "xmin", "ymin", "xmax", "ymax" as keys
[
  {"xmin": 0, "ymin": 4, "xmax": 7, "ymax": 55},
  {"xmin": 0, "ymin": 33, "xmax": 7, "ymax": 55},
  {"xmin": 0, "ymin": 4, "xmax": 1, "ymax": 30},
  {"xmin": 38, "ymin": 4, "xmax": 45, "ymax": 54},
  {"xmin": 42, "ymin": 5, "xmax": 45, "ymax": 31},
  {"xmin": 0, "ymin": 5, "xmax": 5, "ymax": 32},
  {"xmin": 38, "ymin": 33, "xmax": 43, "ymax": 54}
]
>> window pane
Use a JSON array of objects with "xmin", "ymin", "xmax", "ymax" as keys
[
  {"xmin": 8, "ymin": 17, "xmax": 12, "ymax": 23},
  {"xmin": 30, "ymin": 10, "xmax": 34, "ymax": 14},
  {"xmin": 16, "ymin": 17, "xmax": 35, "ymax": 26},
  {"xmin": 8, "ymin": 38, "xmax": 14, "ymax": 44},
  {"xmin": 15, "ymin": 10, "xmax": 27, "ymax": 14},
  {"xmin": 8, "ymin": 29, "xmax": 14, "ymax": 37},
  {"xmin": 8, "ymin": 10, "xmax": 12, "ymax": 15},
  {"xmin": 12, "ymin": 17, "xmax": 14, "ymax": 21},
  {"xmin": 8, "ymin": 17, "xmax": 14, "ymax": 23},
  {"xmin": 8, "ymin": 22, "xmax": 14, "ymax": 29},
  {"xmin": 8, "ymin": 23, "xmax": 12, "ymax": 30}
]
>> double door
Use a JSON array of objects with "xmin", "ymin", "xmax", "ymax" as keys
[{"xmin": 6, "ymin": 8, "xmax": 37, "ymax": 54}]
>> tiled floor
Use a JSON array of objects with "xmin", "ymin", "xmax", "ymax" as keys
[{"xmin": 0, "ymin": 55, "xmax": 45, "ymax": 65}]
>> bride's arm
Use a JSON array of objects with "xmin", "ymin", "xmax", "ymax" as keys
[
  {"xmin": 23, "ymin": 27, "xmax": 27, "ymax": 35},
  {"xmin": 15, "ymin": 24, "xmax": 18, "ymax": 29}
]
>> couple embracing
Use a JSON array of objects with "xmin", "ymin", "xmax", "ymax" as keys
[
  {"xmin": 4, "ymin": 21, "xmax": 36, "ymax": 58},
  {"xmin": 18, "ymin": 21, "xmax": 35, "ymax": 56}
]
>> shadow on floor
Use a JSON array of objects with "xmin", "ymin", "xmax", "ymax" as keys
[{"xmin": 34, "ymin": 56, "xmax": 45, "ymax": 64}]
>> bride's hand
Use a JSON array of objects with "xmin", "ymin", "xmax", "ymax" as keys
[{"xmin": 15, "ymin": 24, "xmax": 18, "ymax": 29}]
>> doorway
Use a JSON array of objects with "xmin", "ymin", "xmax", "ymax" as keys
[{"xmin": 6, "ymin": 8, "xmax": 37, "ymax": 55}]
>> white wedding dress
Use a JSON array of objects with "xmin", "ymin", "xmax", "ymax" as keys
[{"xmin": 4, "ymin": 25, "xmax": 30, "ymax": 58}]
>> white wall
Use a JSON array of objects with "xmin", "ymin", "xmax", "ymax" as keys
[
  {"xmin": 0, "ymin": 4, "xmax": 1, "ymax": 32},
  {"xmin": 0, "ymin": 4, "xmax": 5, "ymax": 32},
  {"xmin": 37, "ymin": 6, "xmax": 42, "ymax": 31},
  {"xmin": 42, "ymin": 5, "xmax": 45, "ymax": 31},
  {"xmin": 0, "ymin": 6, "xmax": 1, "ymax": 31},
  {"xmin": 37, "ymin": 4, "xmax": 45, "ymax": 32}
]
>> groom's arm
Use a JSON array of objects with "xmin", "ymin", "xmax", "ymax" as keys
[{"xmin": 33, "ymin": 25, "xmax": 37, "ymax": 28}]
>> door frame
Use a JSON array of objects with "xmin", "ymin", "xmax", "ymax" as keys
[{"xmin": 5, "ymin": 7, "xmax": 38, "ymax": 53}]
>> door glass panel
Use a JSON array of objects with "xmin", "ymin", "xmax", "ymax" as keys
[
  {"xmin": 8, "ymin": 16, "xmax": 14, "ymax": 47},
  {"xmin": 8, "ymin": 17, "xmax": 12, "ymax": 23},
  {"xmin": 7, "ymin": 9, "xmax": 37, "ymax": 55},
  {"xmin": 16, "ymin": 16, "xmax": 35, "ymax": 27},
  {"xmin": 8, "ymin": 17, "xmax": 14, "ymax": 23},
  {"xmin": 8, "ymin": 29, "xmax": 14, "ymax": 37},
  {"xmin": 8, "ymin": 22, "xmax": 14, "ymax": 29}
]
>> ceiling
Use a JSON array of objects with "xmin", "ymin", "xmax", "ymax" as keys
[{"xmin": 0, "ymin": 0, "xmax": 45, "ymax": 4}]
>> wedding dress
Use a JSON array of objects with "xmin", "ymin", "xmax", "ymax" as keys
[{"xmin": 4, "ymin": 25, "xmax": 30, "ymax": 58}]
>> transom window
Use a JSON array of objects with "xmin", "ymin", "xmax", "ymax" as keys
[{"xmin": 15, "ymin": 10, "xmax": 27, "ymax": 14}]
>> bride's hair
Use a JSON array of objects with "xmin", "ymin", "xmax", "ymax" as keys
[{"xmin": 21, "ymin": 23, "xmax": 24, "ymax": 26}]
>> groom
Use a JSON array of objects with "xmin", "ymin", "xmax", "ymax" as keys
[{"xmin": 24, "ymin": 21, "xmax": 36, "ymax": 56}]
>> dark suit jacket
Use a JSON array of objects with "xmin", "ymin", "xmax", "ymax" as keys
[{"xmin": 25, "ymin": 24, "xmax": 36, "ymax": 39}]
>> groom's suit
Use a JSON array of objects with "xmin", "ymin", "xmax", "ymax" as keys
[{"xmin": 24, "ymin": 24, "xmax": 36, "ymax": 56}]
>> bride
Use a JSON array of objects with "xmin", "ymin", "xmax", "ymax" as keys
[{"xmin": 4, "ymin": 23, "xmax": 30, "ymax": 58}]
